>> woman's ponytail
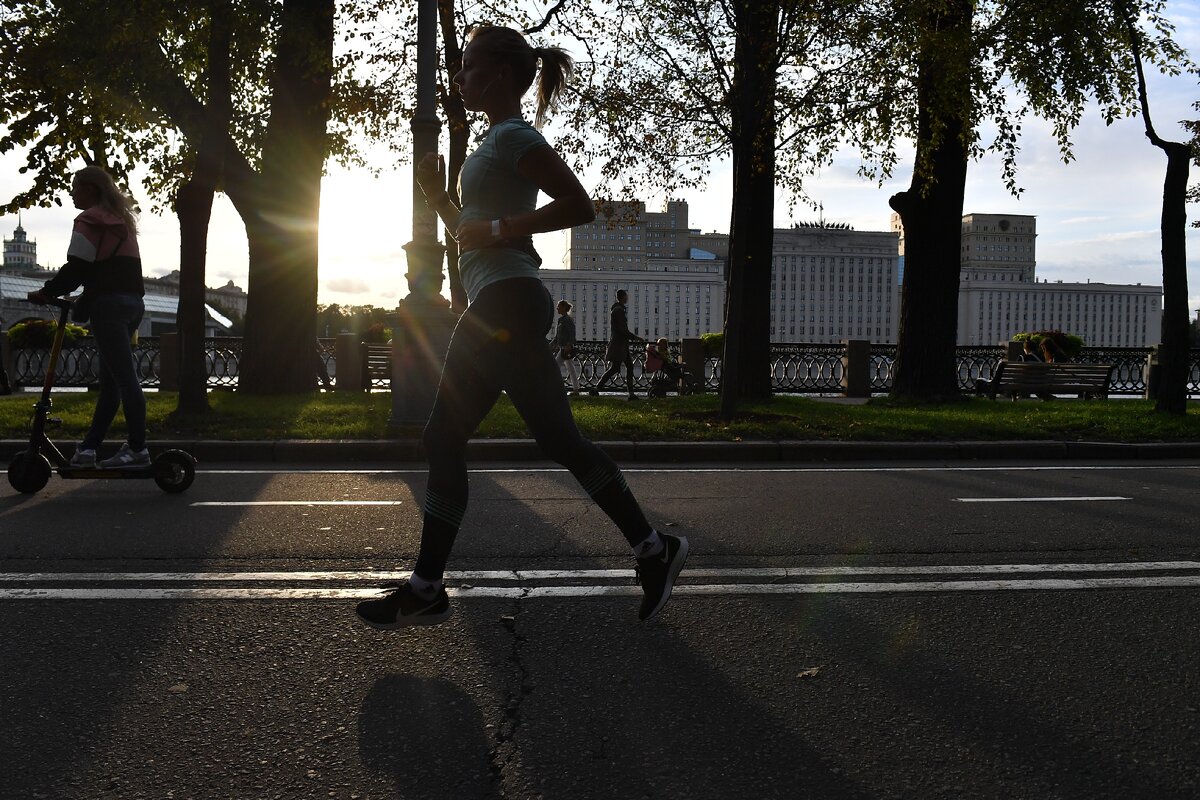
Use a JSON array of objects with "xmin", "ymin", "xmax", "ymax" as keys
[{"xmin": 532, "ymin": 46, "xmax": 574, "ymax": 129}]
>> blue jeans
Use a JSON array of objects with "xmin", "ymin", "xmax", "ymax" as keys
[{"xmin": 82, "ymin": 293, "xmax": 146, "ymax": 451}]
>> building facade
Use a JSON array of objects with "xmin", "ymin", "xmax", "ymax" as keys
[
  {"xmin": 957, "ymin": 278, "xmax": 1161, "ymax": 347},
  {"xmin": 893, "ymin": 211, "xmax": 1161, "ymax": 346},
  {"xmin": 770, "ymin": 224, "xmax": 900, "ymax": 343},
  {"xmin": 552, "ymin": 200, "xmax": 902, "ymax": 343},
  {"xmin": 2, "ymin": 215, "xmax": 38, "ymax": 272},
  {"xmin": 540, "ymin": 261, "xmax": 725, "ymax": 342},
  {"xmin": 145, "ymin": 271, "xmax": 248, "ymax": 318}
]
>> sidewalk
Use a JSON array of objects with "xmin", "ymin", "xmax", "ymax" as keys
[{"xmin": 4, "ymin": 438, "xmax": 1198, "ymax": 463}]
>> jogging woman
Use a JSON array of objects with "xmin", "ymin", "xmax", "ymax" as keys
[{"xmin": 356, "ymin": 25, "xmax": 688, "ymax": 628}]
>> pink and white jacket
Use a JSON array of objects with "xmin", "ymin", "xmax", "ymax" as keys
[{"xmin": 42, "ymin": 206, "xmax": 144, "ymax": 299}]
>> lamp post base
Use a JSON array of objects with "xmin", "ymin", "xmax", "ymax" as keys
[{"xmin": 387, "ymin": 239, "xmax": 456, "ymax": 430}]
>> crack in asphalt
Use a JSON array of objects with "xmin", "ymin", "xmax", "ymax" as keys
[{"xmin": 488, "ymin": 588, "xmax": 532, "ymax": 798}]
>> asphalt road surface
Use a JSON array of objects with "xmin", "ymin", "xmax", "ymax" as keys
[{"xmin": 2, "ymin": 459, "xmax": 1199, "ymax": 799}]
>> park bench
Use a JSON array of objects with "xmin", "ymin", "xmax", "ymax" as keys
[
  {"xmin": 361, "ymin": 343, "xmax": 392, "ymax": 388},
  {"xmin": 987, "ymin": 360, "xmax": 1114, "ymax": 401}
]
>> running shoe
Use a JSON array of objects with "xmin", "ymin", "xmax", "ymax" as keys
[
  {"xmin": 69, "ymin": 447, "xmax": 96, "ymax": 468},
  {"xmin": 635, "ymin": 533, "xmax": 690, "ymax": 621},
  {"xmin": 356, "ymin": 581, "xmax": 452, "ymax": 629}
]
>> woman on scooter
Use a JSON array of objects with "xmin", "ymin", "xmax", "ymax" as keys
[{"xmin": 27, "ymin": 165, "xmax": 147, "ymax": 469}]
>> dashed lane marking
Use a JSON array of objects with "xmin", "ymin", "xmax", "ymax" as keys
[{"xmin": 954, "ymin": 496, "xmax": 1131, "ymax": 503}]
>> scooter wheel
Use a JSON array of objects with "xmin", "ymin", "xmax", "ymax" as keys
[
  {"xmin": 153, "ymin": 449, "xmax": 196, "ymax": 494},
  {"xmin": 8, "ymin": 451, "xmax": 52, "ymax": 494}
]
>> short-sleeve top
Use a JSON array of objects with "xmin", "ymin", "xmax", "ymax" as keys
[{"xmin": 457, "ymin": 116, "xmax": 548, "ymax": 302}]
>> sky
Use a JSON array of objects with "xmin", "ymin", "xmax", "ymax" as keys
[{"xmin": 4, "ymin": 4, "xmax": 1200, "ymax": 320}]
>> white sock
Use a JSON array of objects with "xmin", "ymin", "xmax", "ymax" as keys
[
  {"xmin": 408, "ymin": 573, "xmax": 441, "ymax": 597},
  {"xmin": 633, "ymin": 530, "xmax": 664, "ymax": 559}
]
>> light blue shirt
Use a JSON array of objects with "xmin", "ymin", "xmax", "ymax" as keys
[{"xmin": 457, "ymin": 117, "xmax": 547, "ymax": 302}]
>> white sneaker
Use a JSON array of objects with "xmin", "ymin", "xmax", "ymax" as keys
[
  {"xmin": 69, "ymin": 447, "xmax": 97, "ymax": 468},
  {"xmin": 99, "ymin": 443, "xmax": 150, "ymax": 469}
]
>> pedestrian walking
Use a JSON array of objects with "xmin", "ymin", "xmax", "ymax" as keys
[
  {"xmin": 26, "ymin": 165, "xmax": 147, "ymax": 468},
  {"xmin": 554, "ymin": 299, "xmax": 581, "ymax": 395},
  {"xmin": 591, "ymin": 289, "xmax": 644, "ymax": 400},
  {"xmin": 0, "ymin": 312, "xmax": 11, "ymax": 395},
  {"xmin": 355, "ymin": 25, "xmax": 688, "ymax": 630}
]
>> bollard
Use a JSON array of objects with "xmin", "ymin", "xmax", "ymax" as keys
[
  {"xmin": 158, "ymin": 331, "xmax": 179, "ymax": 391},
  {"xmin": 1145, "ymin": 345, "xmax": 1160, "ymax": 400},
  {"xmin": 842, "ymin": 339, "xmax": 870, "ymax": 398},
  {"xmin": 680, "ymin": 338, "xmax": 705, "ymax": 392},
  {"xmin": 334, "ymin": 332, "xmax": 364, "ymax": 392}
]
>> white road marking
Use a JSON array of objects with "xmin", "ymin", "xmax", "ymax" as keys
[
  {"xmin": 189, "ymin": 501, "xmax": 404, "ymax": 506},
  {"xmin": 3, "ymin": 562, "xmax": 1200, "ymax": 600},
  {"xmin": 2, "ymin": 562, "xmax": 1198, "ymax": 582},
  {"xmin": 196, "ymin": 465, "xmax": 1200, "ymax": 475},
  {"xmin": 954, "ymin": 496, "xmax": 1131, "ymax": 503},
  {"xmin": 4, "ymin": 575, "xmax": 1200, "ymax": 600}
]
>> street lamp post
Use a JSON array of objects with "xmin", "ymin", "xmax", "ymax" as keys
[{"xmin": 389, "ymin": 0, "xmax": 455, "ymax": 428}]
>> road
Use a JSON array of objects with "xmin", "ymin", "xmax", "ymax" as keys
[{"xmin": 2, "ymin": 459, "xmax": 1199, "ymax": 799}]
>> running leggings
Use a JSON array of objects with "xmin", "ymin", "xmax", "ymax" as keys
[{"xmin": 414, "ymin": 278, "xmax": 653, "ymax": 581}]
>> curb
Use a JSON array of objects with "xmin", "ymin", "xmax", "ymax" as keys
[{"xmin": 2, "ymin": 438, "xmax": 1198, "ymax": 463}]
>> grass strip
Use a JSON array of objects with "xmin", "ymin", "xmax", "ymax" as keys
[{"xmin": 2, "ymin": 391, "xmax": 1198, "ymax": 443}]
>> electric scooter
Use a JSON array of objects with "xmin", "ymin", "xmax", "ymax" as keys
[{"xmin": 6, "ymin": 297, "xmax": 196, "ymax": 494}]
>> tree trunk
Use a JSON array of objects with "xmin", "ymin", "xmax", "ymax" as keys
[
  {"xmin": 174, "ymin": 1, "xmax": 232, "ymax": 415},
  {"xmin": 1154, "ymin": 140, "xmax": 1190, "ymax": 414},
  {"xmin": 238, "ymin": 0, "xmax": 334, "ymax": 394},
  {"xmin": 888, "ymin": 0, "xmax": 973, "ymax": 401},
  {"xmin": 720, "ymin": 0, "xmax": 778, "ymax": 420},
  {"xmin": 175, "ymin": 180, "xmax": 214, "ymax": 413}
]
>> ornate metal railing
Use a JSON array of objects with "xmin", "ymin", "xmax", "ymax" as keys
[
  {"xmin": 5, "ymin": 336, "xmax": 1198, "ymax": 397},
  {"xmin": 768, "ymin": 343, "xmax": 844, "ymax": 393}
]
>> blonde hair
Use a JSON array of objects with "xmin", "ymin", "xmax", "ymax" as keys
[
  {"xmin": 468, "ymin": 25, "xmax": 574, "ymax": 129},
  {"xmin": 73, "ymin": 165, "xmax": 139, "ymax": 234}
]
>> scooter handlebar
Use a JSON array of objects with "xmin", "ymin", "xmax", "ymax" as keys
[{"xmin": 25, "ymin": 296, "xmax": 72, "ymax": 310}]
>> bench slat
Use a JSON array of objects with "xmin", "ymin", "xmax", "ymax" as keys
[{"xmin": 989, "ymin": 361, "xmax": 1113, "ymax": 400}]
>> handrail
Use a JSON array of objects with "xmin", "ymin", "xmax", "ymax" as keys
[{"xmin": 4, "ymin": 337, "xmax": 1198, "ymax": 397}]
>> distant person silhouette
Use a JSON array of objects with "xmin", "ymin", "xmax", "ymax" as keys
[{"xmin": 591, "ymin": 289, "xmax": 644, "ymax": 400}]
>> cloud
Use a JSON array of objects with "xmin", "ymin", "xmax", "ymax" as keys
[
  {"xmin": 324, "ymin": 277, "xmax": 371, "ymax": 294},
  {"xmin": 1059, "ymin": 215, "xmax": 1113, "ymax": 226}
]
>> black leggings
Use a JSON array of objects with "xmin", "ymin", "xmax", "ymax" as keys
[{"xmin": 414, "ymin": 278, "xmax": 653, "ymax": 581}]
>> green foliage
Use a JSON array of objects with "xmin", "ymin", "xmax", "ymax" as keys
[
  {"xmin": 700, "ymin": 332, "xmax": 725, "ymax": 357},
  {"xmin": 361, "ymin": 322, "xmax": 392, "ymax": 343},
  {"xmin": 5, "ymin": 319, "xmax": 88, "ymax": 349},
  {"xmin": 1012, "ymin": 330, "xmax": 1085, "ymax": 359}
]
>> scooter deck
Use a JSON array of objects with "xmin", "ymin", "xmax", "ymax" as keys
[{"xmin": 57, "ymin": 465, "xmax": 156, "ymax": 480}]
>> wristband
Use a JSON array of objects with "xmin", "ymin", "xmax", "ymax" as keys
[{"xmin": 491, "ymin": 219, "xmax": 501, "ymax": 239}]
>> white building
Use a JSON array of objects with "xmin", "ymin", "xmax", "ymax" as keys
[
  {"xmin": 893, "ymin": 211, "xmax": 1162, "ymax": 346},
  {"xmin": 546, "ymin": 200, "xmax": 728, "ymax": 340},
  {"xmin": 770, "ymin": 223, "xmax": 901, "ymax": 343},
  {"xmin": 552, "ymin": 200, "xmax": 902, "ymax": 343},
  {"xmin": 957, "ymin": 277, "xmax": 1161, "ymax": 347},
  {"xmin": 540, "ymin": 260, "xmax": 725, "ymax": 342}
]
